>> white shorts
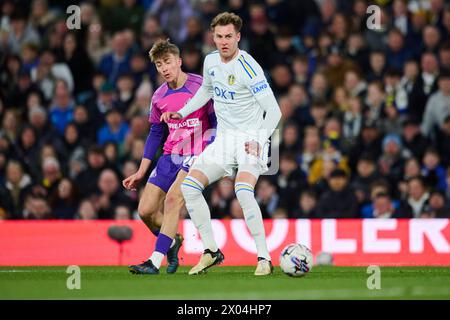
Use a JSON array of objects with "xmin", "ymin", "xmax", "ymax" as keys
[{"xmin": 191, "ymin": 130, "xmax": 269, "ymax": 179}]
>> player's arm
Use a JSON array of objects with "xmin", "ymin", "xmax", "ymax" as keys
[
  {"xmin": 123, "ymin": 98, "xmax": 164, "ymax": 190},
  {"xmin": 242, "ymin": 56, "xmax": 282, "ymax": 155},
  {"xmin": 254, "ymin": 92, "xmax": 282, "ymax": 146},
  {"xmin": 161, "ymin": 58, "xmax": 214, "ymax": 122},
  {"xmin": 140, "ymin": 123, "xmax": 165, "ymax": 168}
]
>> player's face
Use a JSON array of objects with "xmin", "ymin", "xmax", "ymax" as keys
[
  {"xmin": 155, "ymin": 54, "xmax": 182, "ymax": 83},
  {"xmin": 213, "ymin": 24, "xmax": 241, "ymax": 60}
]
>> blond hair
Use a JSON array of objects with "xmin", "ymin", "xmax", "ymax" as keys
[{"xmin": 148, "ymin": 39, "xmax": 180, "ymax": 62}]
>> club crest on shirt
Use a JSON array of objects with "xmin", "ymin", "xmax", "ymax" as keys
[{"xmin": 228, "ymin": 74, "xmax": 235, "ymax": 85}]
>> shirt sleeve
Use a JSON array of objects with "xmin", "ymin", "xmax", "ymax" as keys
[
  {"xmin": 148, "ymin": 97, "xmax": 161, "ymax": 124},
  {"xmin": 239, "ymin": 54, "xmax": 273, "ymax": 100},
  {"xmin": 143, "ymin": 123, "xmax": 164, "ymax": 160},
  {"xmin": 240, "ymin": 54, "xmax": 281, "ymax": 146}
]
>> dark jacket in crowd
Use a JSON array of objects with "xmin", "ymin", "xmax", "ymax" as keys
[{"xmin": 315, "ymin": 186, "xmax": 360, "ymax": 218}]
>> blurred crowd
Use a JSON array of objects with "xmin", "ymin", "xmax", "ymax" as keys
[{"xmin": 0, "ymin": 0, "xmax": 450, "ymax": 221}]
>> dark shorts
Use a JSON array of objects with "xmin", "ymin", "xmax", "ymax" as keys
[{"xmin": 147, "ymin": 154, "xmax": 194, "ymax": 193}]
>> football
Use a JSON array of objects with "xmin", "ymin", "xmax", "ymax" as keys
[{"xmin": 279, "ymin": 243, "xmax": 313, "ymax": 277}]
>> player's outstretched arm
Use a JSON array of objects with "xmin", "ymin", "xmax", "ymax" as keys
[
  {"xmin": 123, "ymin": 123, "xmax": 164, "ymax": 190},
  {"xmin": 178, "ymin": 86, "xmax": 213, "ymax": 119}
]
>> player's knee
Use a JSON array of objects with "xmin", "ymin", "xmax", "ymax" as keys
[
  {"xmin": 180, "ymin": 177, "xmax": 204, "ymax": 201},
  {"xmin": 137, "ymin": 203, "xmax": 157, "ymax": 220},
  {"xmin": 164, "ymin": 192, "xmax": 183, "ymax": 212}
]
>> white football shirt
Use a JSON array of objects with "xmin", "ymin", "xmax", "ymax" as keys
[{"xmin": 199, "ymin": 49, "xmax": 273, "ymax": 134}]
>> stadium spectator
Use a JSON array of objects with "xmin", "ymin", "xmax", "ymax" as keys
[
  {"xmin": 308, "ymin": 135, "xmax": 350, "ymax": 187},
  {"xmin": 106, "ymin": 0, "xmax": 144, "ymax": 35},
  {"xmin": 23, "ymin": 194, "xmax": 53, "ymax": 219},
  {"xmin": 409, "ymin": 52, "xmax": 440, "ymax": 119},
  {"xmin": 421, "ymin": 25, "xmax": 441, "ymax": 54},
  {"xmin": 439, "ymin": 42, "xmax": 450, "ymax": 69},
  {"xmin": 279, "ymin": 121, "xmax": 301, "ymax": 155},
  {"xmin": 421, "ymin": 147, "xmax": 447, "ymax": 191},
  {"xmin": 361, "ymin": 178, "xmax": 397, "ymax": 218},
  {"xmin": 351, "ymin": 154, "xmax": 379, "ymax": 205},
  {"xmin": 116, "ymin": 73, "xmax": 135, "ymax": 109},
  {"xmin": 256, "ymin": 178, "xmax": 280, "ymax": 219},
  {"xmin": 371, "ymin": 193, "xmax": 403, "ymax": 219},
  {"xmin": 49, "ymin": 79, "xmax": 75, "ymax": 135},
  {"xmin": 1, "ymin": 10, "xmax": 40, "ymax": 55},
  {"xmin": 364, "ymin": 81, "xmax": 386, "ymax": 122},
  {"xmin": 94, "ymin": 168, "xmax": 133, "ymax": 219},
  {"xmin": 14, "ymin": 125, "xmax": 40, "ymax": 176},
  {"xmin": 40, "ymin": 156, "xmax": 61, "ymax": 196},
  {"xmin": 49, "ymin": 178, "xmax": 79, "ymax": 219},
  {"xmin": 76, "ymin": 198, "xmax": 98, "ymax": 220},
  {"xmin": 401, "ymin": 116, "xmax": 430, "ymax": 160},
  {"xmin": 436, "ymin": 115, "xmax": 450, "ymax": 166},
  {"xmin": 32, "ymin": 49, "xmax": 74, "ymax": 101},
  {"xmin": 293, "ymin": 189, "xmax": 318, "ymax": 219},
  {"xmin": 87, "ymin": 81, "xmax": 124, "ymax": 130},
  {"xmin": 385, "ymin": 28, "xmax": 413, "ymax": 71},
  {"xmin": 315, "ymin": 168, "xmax": 359, "ymax": 218},
  {"xmin": 378, "ymin": 133, "xmax": 407, "ymax": 188},
  {"xmin": 75, "ymin": 145, "xmax": 108, "ymax": 198},
  {"xmin": 98, "ymin": 31, "xmax": 132, "ymax": 85},
  {"xmin": 398, "ymin": 157, "xmax": 423, "ymax": 199},
  {"xmin": 421, "ymin": 68, "xmax": 450, "ymax": 139},
  {"xmin": 276, "ymin": 153, "xmax": 307, "ymax": 215},
  {"xmin": 400, "ymin": 176, "xmax": 430, "ymax": 218},
  {"xmin": 209, "ymin": 177, "xmax": 235, "ymax": 219},
  {"xmin": 298, "ymin": 126, "xmax": 321, "ymax": 175},
  {"xmin": 97, "ymin": 108, "xmax": 130, "ymax": 146},
  {"xmin": 424, "ymin": 189, "xmax": 450, "ymax": 218},
  {"xmin": 72, "ymin": 104, "xmax": 96, "ymax": 145},
  {"xmin": 149, "ymin": 0, "xmax": 193, "ymax": 45},
  {"xmin": 61, "ymin": 122, "xmax": 86, "ymax": 179},
  {"xmin": 247, "ymin": 4, "xmax": 275, "ymax": 68},
  {"xmin": 59, "ymin": 32, "xmax": 95, "ymax": 97},
  {"xmin": 342, "ymin": 96, "xmax": 363, "ymax": 147},
  {"xmin": 114, "ymin": 204, "xmax": 132, "ymax": 220},
  {"xmin": 4, "ymin": 160, "xmax": 32, "ymax": 218},
  {"xmin": 367, "ymin": 50, "xmax": 387, "ymax": 82}
]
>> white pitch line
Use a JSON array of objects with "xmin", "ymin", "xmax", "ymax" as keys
[{"xmin": 0, "ymin": 270, "xmax": 63, "ymax": 273}]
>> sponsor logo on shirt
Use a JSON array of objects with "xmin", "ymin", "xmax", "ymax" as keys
[
  {"xmin": 214, "ymin": 86, "xmax": 236, "ymax": 100},
  {"xmin": 167, "ymin": 118, "xmax": 200, "ymax": 129},
  {"xmin": 250, "ymin": 80, "xmax": 268, "ymax": 95}
]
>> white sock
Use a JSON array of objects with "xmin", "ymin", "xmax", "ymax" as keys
[
  {"xmin": 235, "ymin": 182, "xmax": 271, "ymax": 261},
  {"xmin": 149, "ymin": 239, "xmax": 175, "ymax": 259},
  {"xmin": 149, "ymin": 251, "xmax": 165, "ymax": 269},
  {"xmin": 181, "ymin": 176, "xmax": 218, "ymax": 252}
]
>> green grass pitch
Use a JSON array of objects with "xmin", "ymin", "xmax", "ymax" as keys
[{"xmin": 1, "ymin": 266, "xmax": 450, "ymax": 299}]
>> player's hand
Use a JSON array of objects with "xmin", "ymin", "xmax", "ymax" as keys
[
  {"xmin": 245, "ymin": 140, "xmax": 261, "ymax": 157},
  {"xmin": 122, "ymin": 171, "xmax": 145, "ymax": 191},
  {"xmin": 160, "ymin": 112, "xmax": 182, "ymax": 122}
]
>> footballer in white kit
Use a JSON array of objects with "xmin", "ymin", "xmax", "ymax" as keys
[
  {"xmin": 161, "ymin": 12, "xmax": 281, "ymax": 276},
  {"xmin": 184, "ymin": 48, "xmax": 273, "ymax": 177}
]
